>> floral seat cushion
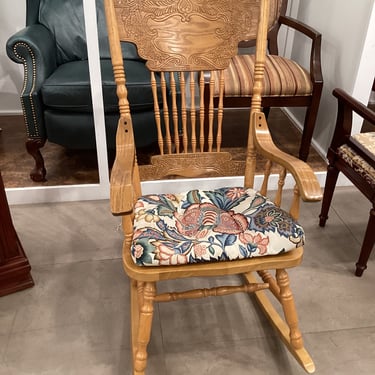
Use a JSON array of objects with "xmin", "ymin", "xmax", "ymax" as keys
[
  {"xmin": 131, "ymin": 187, "xmax": 305, "ymax": 266},
  {"xmin": 213, "ymin": 55, "xmax": 312, "ymax": 97}
]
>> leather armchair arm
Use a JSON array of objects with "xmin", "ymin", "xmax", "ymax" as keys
[
  {"xmin": 279, "ymin": 15, "xmax": 323, "ymax": 86},
  {"xmin": 6, "ymin": 24, "xmax": 57, "ymax": 139},
  {"xmin": 110, "ymin": 117, "xmax": 138, "ymax": 215},
  {"xmin": 6, "ymin": 24, "xmax": 57, "ymax": 86}
]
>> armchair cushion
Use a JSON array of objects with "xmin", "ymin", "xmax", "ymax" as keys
[
  {"xmin": 41, "ymin": 59, "xmax": 156, "ymax": 113},
  {"xmin": 338, "ymin": 132, "xmax": 375, "ymax": 189},
  {"xmin": 131, "ymin": 187, "xmax": 305, "ymax": 266},
  {"xmin": 215, "ymin": 54, "xmax": 312, "ymax": 97}
]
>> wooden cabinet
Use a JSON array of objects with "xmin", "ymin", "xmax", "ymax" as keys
[{"xmin": 0, "ymin": 171, "xmax": 34, "ymax": 296}]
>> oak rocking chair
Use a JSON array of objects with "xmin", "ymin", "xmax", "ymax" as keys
[{"xmin": 104, "ymin": 0, "xmax": 322, "ymax": 373}]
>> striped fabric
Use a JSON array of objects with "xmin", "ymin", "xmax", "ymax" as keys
[{"xmin": 215, "ymin": 54, "xmax": 312, "ymax": 97}]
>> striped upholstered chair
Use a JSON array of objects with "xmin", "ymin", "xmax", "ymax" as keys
[
  {"xmin": 319, "ymin": 88, "xmax": 375, "ymax": 277},
  {"xmin": 211, "ymin": 0, "xmax": 323, "ymax": 162}
]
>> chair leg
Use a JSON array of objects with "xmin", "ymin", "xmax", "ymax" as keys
[
  {"xmin": 319, "ymin": 163, "xmax": 340, "ymax": 227},
  {"xmin": 299, "ymin": 100, "xmax": 320, "ymax": 162},
  {"xmin": 130, "ymin": 280, "xmax": 141, "ymax": 362},
  {"xmin": 276, "ymin": 269, "xmax": 303, "ymax": 350},
  {"xmin": 244, "ymin": 271, "xmax": 315, "ymax": 373},
  {"xmin": 132, "ymin": 281, "xmax": 156, "ymax": 375},
  {"xmin": 355, "ymin": 207, "xmax": 375, "ymax": 277}
]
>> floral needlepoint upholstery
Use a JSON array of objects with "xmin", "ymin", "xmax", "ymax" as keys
[
  {"xmin": 131, "ymin": 187, "xmax": 305, "ymax": 266},
  {"xmin": 338, "ymin": 132, "xmax": 375, "ymax": 189}
]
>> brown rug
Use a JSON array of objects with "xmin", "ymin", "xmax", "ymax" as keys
[{"xmin": 0, "ymin": 109, "xmax": 326, "ymax": 188}]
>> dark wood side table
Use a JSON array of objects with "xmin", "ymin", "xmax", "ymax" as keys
[{"xmin": 0, "ymin": 171, "xmax": 34, "ymax": 296}]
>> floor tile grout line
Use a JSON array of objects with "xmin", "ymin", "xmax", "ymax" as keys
[{"xmin": 331, "ymin": 205, "xmax": 367, "ymax": 247}]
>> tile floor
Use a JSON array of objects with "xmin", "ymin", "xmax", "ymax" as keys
[{"xmin": 1, "ymin": 187, "xmax": 374, "ymax": 374}]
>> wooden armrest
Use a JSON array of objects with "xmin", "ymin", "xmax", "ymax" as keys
[
  {"xmin": 252, "ymin": 112, "xmax": 322, "ymax": 202},
  {"xmin": 333, "ymin": 88, "xmax": 375, "ymax": 124},
  {"xmin": 110, "ymin": 118, "xmax": 136, "ymax": 214},
  {"xmin": 330, "ymin": 88, "xmax": 375, "ymax": 165},
  {"xmin": 279, "ymin": 15, "xmax": 323, "ymax": 84},
  {"xmin": 279, "ymin": 15, "xmax": 321, "ymax": 41},
  {"xmin": 329, "ymin": 89, "xmax": 375, "ymax": 151}
]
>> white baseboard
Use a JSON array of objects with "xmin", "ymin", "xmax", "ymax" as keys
[
  {"xmin": 5, "ymin": 184, "xmax": 110, "ymax": 205},
  {"xmin": 0, "ymin": 110, "xmax": 23, "ymax": 116}
]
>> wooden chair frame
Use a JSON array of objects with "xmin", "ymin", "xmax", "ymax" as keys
[{"xmin": 104, "ymin": 0, "xmax": 322, "ymax": 373}]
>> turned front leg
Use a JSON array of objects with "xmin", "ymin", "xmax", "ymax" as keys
[{"xmin": 276, "ymin": 269, "xmax": 303, "ymax": 350}]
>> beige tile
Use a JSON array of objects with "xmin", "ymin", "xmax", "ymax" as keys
[
  {"xmin": 9, "ymin": 201, "xmax": 123, "ymax": 266},
  {"xmin": 3, "ymin": 260, "xmax": 127, "ymax": 333},
  {"xmin": 158, "ymin": 276, "xmax": 274, "ymax": 349}
]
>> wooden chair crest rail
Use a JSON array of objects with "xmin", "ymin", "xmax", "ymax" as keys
[{"xmin": 104, "ymin": 0, "xmax": 322, "ymax": 373}]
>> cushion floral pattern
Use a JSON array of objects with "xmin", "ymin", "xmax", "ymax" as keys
[{"xmin": 131, "ymin": 187, "xmax": 305, "ymax": 266}]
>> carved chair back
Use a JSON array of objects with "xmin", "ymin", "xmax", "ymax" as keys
[{"xmin": 105, "ymin": 0, "xmax": 270, "ymax": 189}]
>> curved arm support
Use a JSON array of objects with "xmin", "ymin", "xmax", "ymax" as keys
[
  {"xmin": 110, "ymin": 117, "xmax": 138, "ymax": 215},
  {"xmin": 252, "ymin": 112, "xmax": 322, "ymax": 202}
]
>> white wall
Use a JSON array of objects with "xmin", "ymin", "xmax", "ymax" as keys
[
  {"xmin": 0, "ymin": 1, "xmax": 26, "ymax": 114},
  {"xmin": 286, "ymin": 0, "xmax": 375, "ymax": 155}
]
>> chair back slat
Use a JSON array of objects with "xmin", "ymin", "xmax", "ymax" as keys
[
  {"xmin": 274, "ymin": 167, "xmax": 287, "ymax": 207},
  {"xmin": 160, "ymin": 72, "xmax": 172, "ymax": 154},
  {"xmin": 170, "ymin": 73, "xmax": 180, "ymax": 153},
  {"xmin": 216, "ymin": 70, "xmax": 225, "ymax": 152},
  {"xmin": 259, "ymin": 160, "xmax": 272, "ymax": 197},
  {"xmin": 150, "ymin": 72, "xmax": 163, "ymax": 154},
  {"xmin": 189, "ymin": 72, "xmax": 197, "ymax": 153},
  {"xmin": 207, "ymin": 72, "xmax": 215, "ymax": 152},
  {"xmin": 290, "ymin": 185, "xmax": 301, "ymax": 220}
]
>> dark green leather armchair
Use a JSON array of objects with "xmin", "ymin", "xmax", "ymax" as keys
[{"xmin": 6, "ymin": 0, "xmax": 160, "ymax": 181}]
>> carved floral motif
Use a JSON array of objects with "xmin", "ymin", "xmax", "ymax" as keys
[{"xmin": 113, "ymin": 0, "xmax": 262, "ymax": 71}]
